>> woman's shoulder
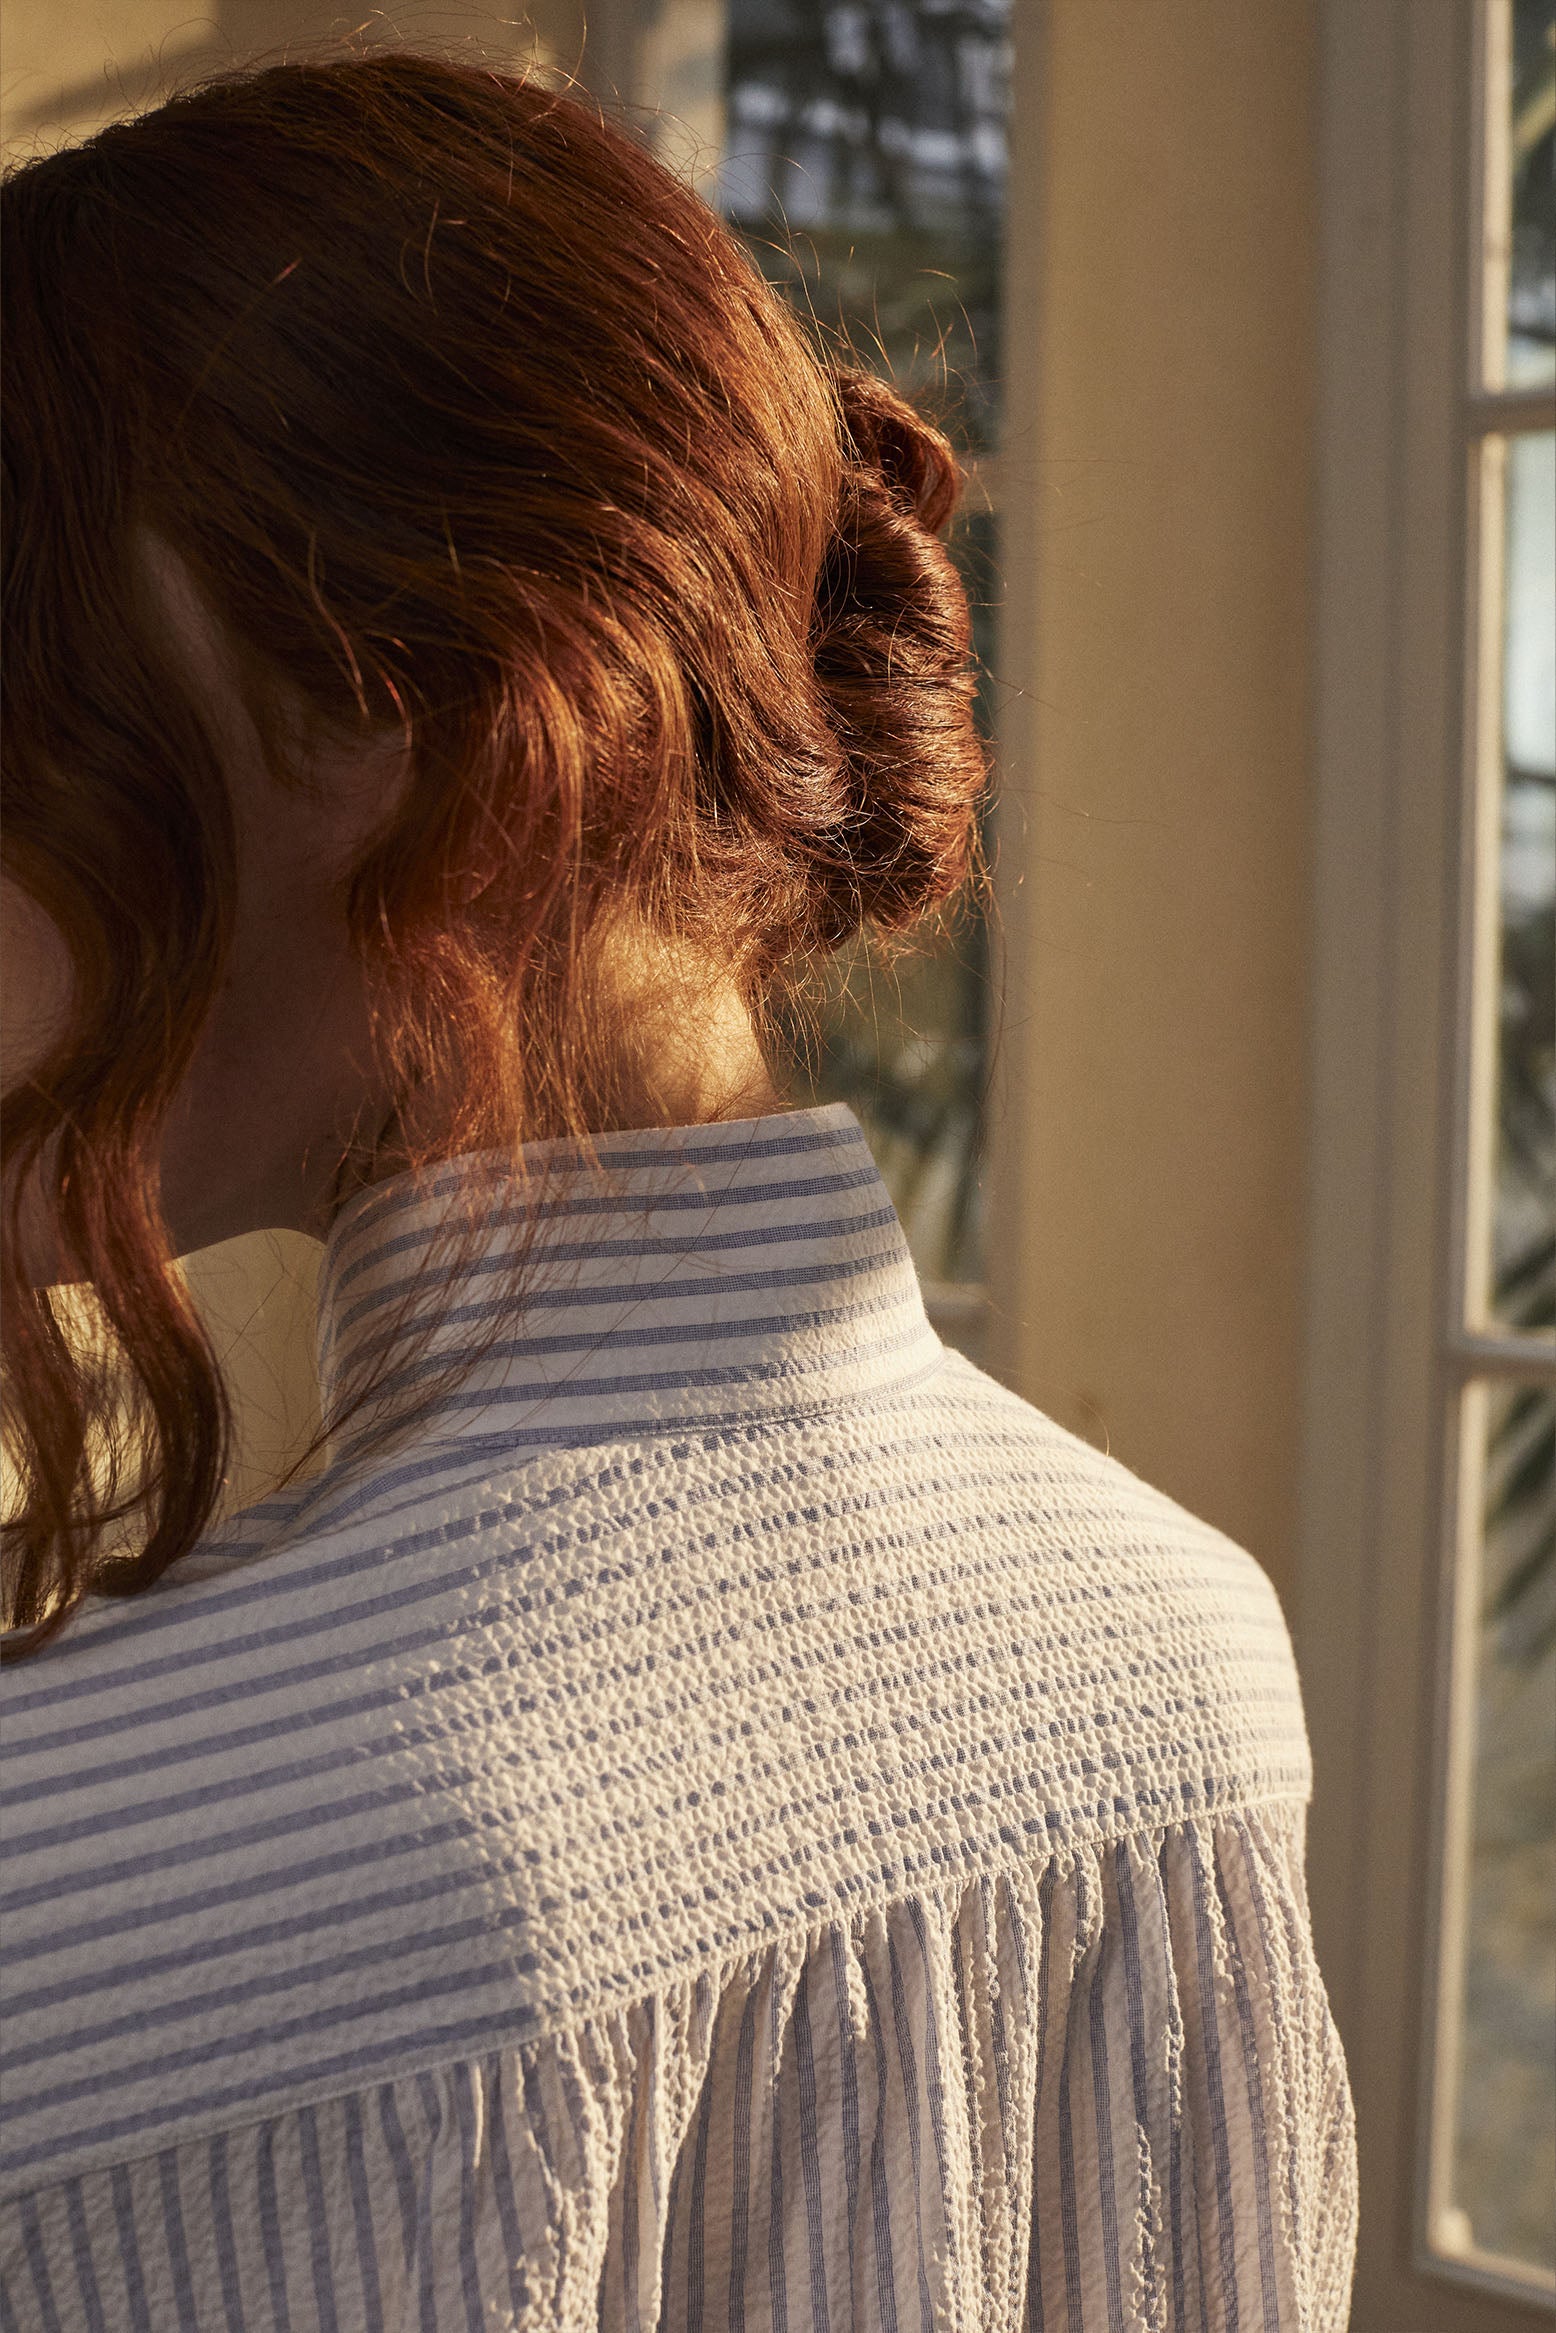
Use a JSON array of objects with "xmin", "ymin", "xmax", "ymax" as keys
[
  {"xmin": 922, "ymin": 1341, "xmax": 1296, "ymax": 1612},
  {"xmin": 832, "ymin": 1341, "xmax": 1307, "ymax": 1749}
]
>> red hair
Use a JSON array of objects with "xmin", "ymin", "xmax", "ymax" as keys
[{"xmin": 0, "ymin": 51, "xmax": 993, "ymax": 1658}]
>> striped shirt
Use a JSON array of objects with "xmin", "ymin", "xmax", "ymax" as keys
[{"xmin": 0, "ymin": 1101, "xmax": 1358, "ymax": 2330}]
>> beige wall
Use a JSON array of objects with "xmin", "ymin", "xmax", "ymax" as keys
[
  {"xmin": 0, "ymin": 0, "xmax": 596, "ymax": 157},
  {"xmin": 990, "ymin": 0, "xmax": 1318, "ymax": 1606}
]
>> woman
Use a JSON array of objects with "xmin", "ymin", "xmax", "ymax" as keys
[{"xmin": 0, "ymin": 54, "xmax": 1357, "ymax": 2330}]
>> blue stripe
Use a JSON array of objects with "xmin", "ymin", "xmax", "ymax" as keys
[
  {"xmin": 237, "ymin": 1340, "xmax": 951, "ymax": 1578},
  {"xmin": 325, "ymin": 1159, "xmax": 873, "ymax": 1292},
  {"xmin": 619, "ymin": 2000, "xmax": 649, "ymax": 2333},
  {"xmin": 0, "ymin": 2006, "xmax": 544, "ymax": 2184},
  {"xmin": 1231, "ymin": 1812, "xmax": 1308, "ymax": 2266},
  {"xmin": 1054, "ymin": 1866, "xmax": 1088, "ymax": 2333},
  {"xmin": 4, "ymin": 1798, "xmax": 494, "ymax": 1960},
  {"xmin": 296, "ymin": 2107, "xmax": 341, "ymax": 2333},
  {"xmin": 154, "ymin": 2149, "xmax": 201, "ymax": 2333},
  {"xmin": 389, "ymin": 1307, "xmax": 931, "ymax": 1406},
  {"xmin": 951, "ymin": 1898, "xmax": 998, "ymax": 2283},
  {"xmin": 1113, "ymin": 1843, "xmax": 1163, "ymax": 2325},
  {"xmin": 321, "ymin": 1117, "xmax": 864, "ymax": 1269},
  {"xmin": 4, "ymin": 1857, "xmax": 531, "ymax": 2019},
  {"xmin": 320, "ymin": 1113, "xmax": 866, "ymax": 1292},
  {"xmin": 790, "ymin": 1955, "xmax": 831, "ymax": 2333},
  {"xmin": 905, "ymin": 1897, "xmax": 955, "ymax": 2315},
  {"xmin": 7, "ymin": 1954, "xmax": 544, "ymax": 2132},
  {"xmin": 727, "ymin": 1974, "xmax": 760, "ymax": 2333},
  {"xmin": 883, "ymin": 1920, "xmax": 934, "ymax": 2333},
  {"xmin": 683, "ymin": 1978, "xmax": 722, "ymax": 2333},
  {"xmin": 62, "ymin": 2180, "xmax": 108, "ymax": 2333},
  {"xmin": 18, "ymin": 2196, "xmax": 61, "ymax": 2333},
  {"xmin": 826, "ymin": 1926, "xmax": 862, "ymax": 2271},
  {"xmin": 108, "ymin": 2164, "xmax": 153, "ymax": 2333},
  {"xmin": 452, "ymin": 2065, "xmax": 486, "ymax": 2333},
  {"xmin": 253, "ymin": 2125, "xmax": 293, "ymax": 2333},
  {"xmin": 983, "ymin": 1879, "xmax": 1013, "ymax": 2168},
  {"xmin": 327, "ymin": 1158, "xmax": 885, "ymax": 1304},
  {"xmin": 342, "ymin": 2091, "xmax": 387, "ymax": 2333},
  {"xmin": 1086, "ymin": 1921, "xmax": 1126, "ymax": 2333},
  {"xmin": 1154, "ymin": 1836, "xmax": 1191, "ymax": 2333},
  {"xmin": 857, "ymin": 1945, "xmax": 900, "ymax": 2333},
  {"xmin": 483, "ymin": 2058, "xmax": 531, "ymax": 2328},
  {"xmin": 376, "ymin": 2085, "xmax": 418, "ymax": 2280},
  {"xmin": 1187, "ymin": 1826, "xmax": 1242, "ymax": 2331},
  {"xmin": 1024, "ymin": 1859, "xmax": 1056, "ymax": 2331},
  {"xmin": 3, "ymin": 1202, "xmax": 927, "ymax": 1714},
  {"xmin": 412, "ymin": 2072, "xmax": 443, "ymax": 2333},
  {"xmin": 331, "ymin": 1205, "xmax": 903, "ymax": 1347},
  {"xmin": 205, "ymin": 2133, "xmax": 246, "ymax": 2333},
  {"xmin": 765, "ymin": 1974, "xmax": 789, "ymax": 2333},
  {"xmin": 352, "ymin": 1272, "xmax": 920, "ymax": 1399},
  {"xmin": 1213, "ymin": 1843, "xmax": 1282, "ymax": 2330}
]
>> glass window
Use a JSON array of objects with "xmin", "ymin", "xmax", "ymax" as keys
[
  {"xmin": 1431, "ymin": 1, "xmax": 1556, "ymax": 2297},
  {"xmin": 638, "ymin": 0, "xmax": 1011, "ymax": 1305},
  {"xmin": 1508, "ymin": 0, "xmax": 1556, "ymax": 388},
  {"xmin": 1440, "ymin": 1379, "xmax": 1556, "ymax": 2274},
  {"xmin": 1487, "ymin": 428, "xmax": 1555, "ymax": 1335}
]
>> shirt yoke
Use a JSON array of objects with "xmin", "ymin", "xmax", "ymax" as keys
[{"xmin": 1, "ymin": 1346, "xmax": 1310, "ymax": 2198}]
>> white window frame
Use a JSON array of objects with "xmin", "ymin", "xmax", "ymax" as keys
[{"xmin": 1298, "ymin": 2, "xmax": 1556, "ymax": 2323}]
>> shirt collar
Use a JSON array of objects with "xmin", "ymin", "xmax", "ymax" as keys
[{"xmin": 312, "ymin": 1101, "xmax": 944, "ymax": 1456}]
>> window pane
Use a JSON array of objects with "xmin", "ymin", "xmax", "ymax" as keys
[
  {"xmin": 1440, "ymin": 1379, "xmax": 1556, "ymax": 2276},
  {"xmin": 1506, "ymin": 1, "xmax": 1555, "ymax": 389},
  {"xmin": 1489, "ymin": 431, "xmax": 1556, "ymax": 1332},
  {"xmin": 718, "ymin": 0, "xmax": 1009, "ymax": 452},
  {"xmin": 640, "ymin": 0, "xmax": 1010, "ymax": 1290}
]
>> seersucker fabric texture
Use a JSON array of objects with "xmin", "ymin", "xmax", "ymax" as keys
[{"xmin": 0, "ymin": 1102, "xmax": 1358, "ymax": 2331}]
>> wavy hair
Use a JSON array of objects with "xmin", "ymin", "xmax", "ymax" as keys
[{"xmin": 0, "ymin": 51, "xmax": 994, "ymax": 1659}]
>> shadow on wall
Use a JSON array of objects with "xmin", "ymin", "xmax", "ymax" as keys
[{"xmin": 0, "ymin": 0, "xmax": 599, "ymax": 159}]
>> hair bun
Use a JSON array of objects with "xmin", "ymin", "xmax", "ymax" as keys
[
  {"xmin": 831, "ymin": 364, "xmax": 964, "ymax": 534},
  {"xmin": 801, "ymin": 367, "xmax": 991, "ymax": 947}
]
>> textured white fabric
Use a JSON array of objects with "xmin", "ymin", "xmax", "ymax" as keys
[{"xmin": 0, "ymin": 1103, "xmax": 1358, "ymax": 2329}]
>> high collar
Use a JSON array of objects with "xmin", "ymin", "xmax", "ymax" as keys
[{"xmin": 311, "ymin": 1102, "xmax": 945, "ymax": 1456}]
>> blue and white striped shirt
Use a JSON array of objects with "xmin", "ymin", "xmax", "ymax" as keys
[{"xmin": 0, "ymin": 1102, "xmax": 1357, "ymax": 2329}]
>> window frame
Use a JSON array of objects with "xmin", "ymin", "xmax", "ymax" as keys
[{"xmin": 1298, "ymin": 1, "xmax": 1556, "ymax": 2322}]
